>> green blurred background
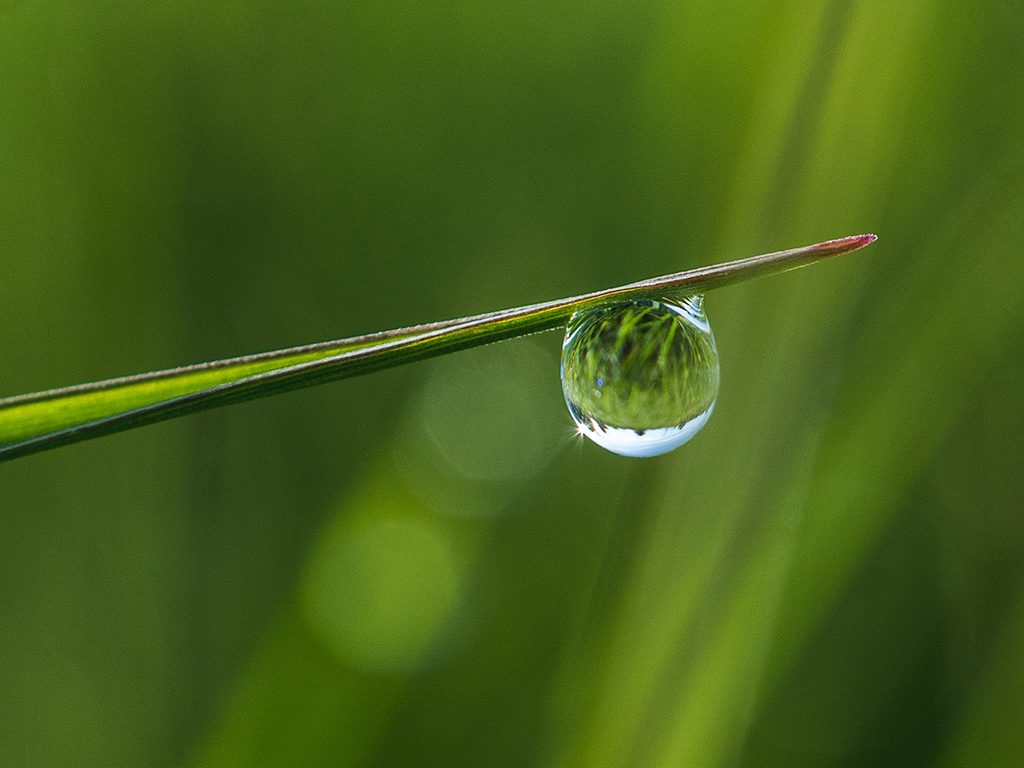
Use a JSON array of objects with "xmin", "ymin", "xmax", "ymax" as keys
[{"xmin": 2, "ymin": 0, "xmax": 1023, "ymax": 766}]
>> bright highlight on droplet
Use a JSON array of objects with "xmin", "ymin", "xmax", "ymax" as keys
[{"xmin": 560, "ymin": 296, "xmax": 719, "ymax": 457}]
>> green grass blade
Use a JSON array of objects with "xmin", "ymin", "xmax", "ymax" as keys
[{"xmin": 0, "ymin": 235, "xmax": 874, "ymax": 462}]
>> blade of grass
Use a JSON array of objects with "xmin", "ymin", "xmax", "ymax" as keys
[{"xmin": 0, "ymin": 235, "xmax": 874, "ymax": 462}]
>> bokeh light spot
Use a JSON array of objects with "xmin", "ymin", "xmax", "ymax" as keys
[{"xmin": 302, "ymin": 514, "xmax": 464, "ymax": 674}]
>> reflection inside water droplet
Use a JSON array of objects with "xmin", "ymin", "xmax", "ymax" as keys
[{"xmin": 560, "ymin": 296, "xmax": 719, "ymax": 457}]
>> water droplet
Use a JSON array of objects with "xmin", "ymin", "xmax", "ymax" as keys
[{"xmin": 560, "ymin": 296, "xmax": 719, "ymax": 457}]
